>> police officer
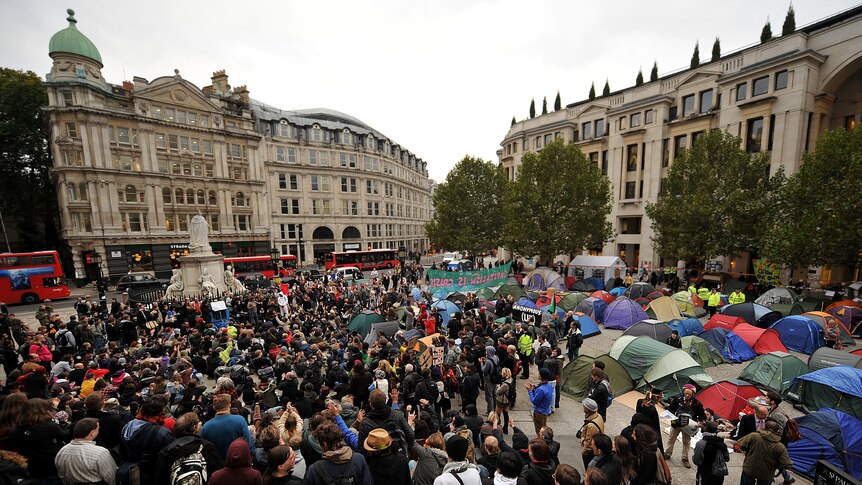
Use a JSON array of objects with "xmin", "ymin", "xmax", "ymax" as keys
[{"xmin": 729, "ymin": 288, "xmax": 746, "ymax": 305}]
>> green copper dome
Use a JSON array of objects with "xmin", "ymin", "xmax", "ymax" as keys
[{"xmin": 49, "ymin": 9, "xmax": 102, "ymax": 65}]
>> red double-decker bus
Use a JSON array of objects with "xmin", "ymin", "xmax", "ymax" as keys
[
  {"xmin": 323, "ymin": 249, "xmax": 400, "ymax": 270},
  {"xmin": 0, "ymin": 251, "xmax": 71, "ymax": 304},
  {"xmin": 224, "ymin": 254, "xmax": 297, "ymax": 279}
]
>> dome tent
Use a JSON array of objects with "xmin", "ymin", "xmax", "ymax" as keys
[
  {"xmin": 603, "ymin": 298, "xmax": 649, "ymax": 330},
  {"xmin": 699, "ymin": 328, "xmax": 730, "ymax": 352},
  {"xmin": 645, "ymin": 296, "xmax": 684, "ymax": 322},
  {"xmin": 623, "ymin": 319, "xmax": 674, "ymax": 342},
  {"xmin": 681, "ymin": 335, "xmax": 725, "ymax": 368},
  {"xmin": 569, "ymin": 280, "xmax": 598, "ymax": 292},
  {"xmin": 560, "ymin": 348, "xmax": 634, "ymax": 399},
  {"xmin": 803, "ymin": 311, "xmax": 855, "ymax": 347},
  {"xmin": 672, "ymin": 291, "xmax": 707, "ymax": 317},
  {"xmin": 695, "ymin": 379, "xmax": 764, "ymax": 420},
  {"xmin": 572, "ymin": 312, "xmax": 601, "ymax": 338},
  {"xmin": 787, "ymin": 408, "xmax": 862, "ymax": 480},
  {"xmin": 558, "ymin": 292, "xmax": 588, "ymax": 312},
  {"xmin": 769, "ymin": 316, "xmax": 825, "ymax": 355},
  {"xmin": 523, "ymin": 267, "xmax": 567, "ymax": 291},
  {"xmin": 623, "ymin": 282, "xmax": 656, "ymax": 299},
  {"xmin": 609, "ymin": 335, "xmax": 713, "ymax": 398},
  {"xmin": 808, "ymin": 347, "xmax": 862, "ymax": 371},
  {"xmin": 705, "ymin": 314, "xmax": 746, "ymax": 332},
  {"xmin": 590, "ymin": 290, "xmax": 616, "ymax": 304},
  {"xmin": 667, "ymin": 318, "xmax": 704, "ymax": 337},
  {"xmin": 720, "ymin": 302, "xmax": 783, "ymax": 328},
  {"xmin": 785, "ymin": 366, "xmax": 862, "ymax": 421},
  {"xmin": 729, "ymin": 322, "xmax": 788, "ymax": 355},
  {"xmin": 739, "ymin": 351, "xmax": 811, "ymax": 393},
  {"xmin": 494, "ymin": 284, "xmax": 525, "ymax": 301},
  {"xmin": 755, "ymin": 287, "xmax": 798, "ymax": 307},
  {"xmin": 348, "ymin": 310, "xmax": 387, "ymax": 338},
  {"xmin": 720, "ymin": 332, "xmax": 757, "ymax": 363}
]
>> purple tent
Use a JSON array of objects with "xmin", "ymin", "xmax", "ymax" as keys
[{"xmin": 603, "ymin": 298, "xmax": 649, "ymax": 330}]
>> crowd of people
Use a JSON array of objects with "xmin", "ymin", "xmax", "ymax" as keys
[{"xmin": 0, "ymin": 262, "xmax": 797, "ymax": 485}]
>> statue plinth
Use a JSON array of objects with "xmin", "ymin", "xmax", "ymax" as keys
[{"xmin": 179, "ymin": 251, "xmax": 228, "ymax": 297}]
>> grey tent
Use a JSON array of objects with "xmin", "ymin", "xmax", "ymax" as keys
[
  {"xmin": 364, "ymin": 320, "xmax": 401, "ymax": 345},
  {"xmin": 622, "ymin": 319, "xmax": 674, "ymax": 342},
  {"xmin": 808, "ymin": 347, "xmax": 862, "ymax": 371},
  {"xmin": 755, "ymin": 287, "xmax": 798, "ymax": 307},
  {"xmin": 560, "ymin": 348, "xmax": 634, "ymax": 399},
  {"xmin": 575, "ymin": 297, "xmax": 599, "ymax": 316}
]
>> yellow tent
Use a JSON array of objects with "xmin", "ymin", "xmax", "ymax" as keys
[{"xmin": 645, "ymin": 296, "xmax": 683, "ymax": 322}]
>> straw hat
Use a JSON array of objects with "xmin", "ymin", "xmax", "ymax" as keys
[{"xmin": 363, "ymin": 428, "xmax": 392, "ymax": 452}]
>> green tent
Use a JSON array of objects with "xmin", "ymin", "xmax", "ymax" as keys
[
  {"xmin": 610, "ymin": 335, "xmax": 713, "ymax": 398},
  {"xmin": 560, "ymin": 348, "xmax": 634, "ymax": 400},
  {"xmin": 766, "ymin": 302, "xmax": 804, "ymax": 316},
  {"xmin": 739, "ymin": 351, "xmax": 811, "ymax": 393},
  {"xmin": 474, "ymin": 287, "xmax": 495, "ymax": 300},
  {"xmin": 681, "ymin": 336, "xmax": 725, "ymax": 368},
  {"xmin": 495, "ymin": 284, "xmax": 526, "ymax": 300},
  {"xmin": 348, "ymin": 310, "xmax": 386, "ymax": 338},
  {"xmin": 559, "ymin": 292, "xmax": 589, "ymax": 312}
]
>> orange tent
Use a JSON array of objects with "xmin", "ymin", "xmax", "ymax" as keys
[{"xmin": 826, "ymin": 300, "xmax": 862, "ymax": 312}]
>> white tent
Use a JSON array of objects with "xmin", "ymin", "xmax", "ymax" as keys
[{"xmin": 569, "ymin": 255, "xmax": 627, "ymax": 281}]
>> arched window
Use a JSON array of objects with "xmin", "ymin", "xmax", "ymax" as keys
[
  {"xmin": 208, "ymin": 190, "xmax": 217, "ymax": 206},
  {"xmin": 313, "ymin": 226, "xmax": 334, "ymax": 240},
  {"xmin": 197, "ymin": 190, "xmax": 205, "ymax": 205},
  {"xmin": 124, "ymin": 184, "xmax": 138, "ymax": 203},
  {"xmin": 235, "ymin": 192, "xmax": 246, "ymax": 207},
  {"xmin": 175, "ymin": 188, "xmax": 184, "ymax": 204},
  {"xmin": 342, "ymin": 226, "xmax": 361, "ymax": 239},
  {"xmin": 186, "ymin": 189, "xmax": 195, "ymax": 205},
  {"xmin": 162, "ymin": 187, "xmax": 172, "ymax": 204}
]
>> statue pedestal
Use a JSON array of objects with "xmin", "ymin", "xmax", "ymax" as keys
[{"xmin": 179, "ymin": 251, "xmax": 227, "ymax": 297}]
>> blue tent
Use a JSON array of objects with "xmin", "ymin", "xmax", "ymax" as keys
[
  {"xmin": 668, "ymin": 318, "xmax": 704, "ymax": 337},
  {"xmin": 411, "ymin": 287, "xmax": 423, "ymax": 301},
  {"xmin": 573, "ymin": 313, "xmax": 602, "ymax": 338},
  {"xmin": 585, "ymin": 277, "xmax": 605, "ymax": 291},
  {"xmin": 603, "ymin": 298, "xmax": 648, "ymax": 330},
  {"xmin": 699, "ymin": 328, "xmax": 730, "ymax": 352},
  {"xmin": 769, "ymin": 316, "xmax": 825, "ymax": 355},
  {"xmin": 721, "ymin": 331, "xmax": 757, "ymax": 363},
  {"xmin": 609, "ymin": 287, "xmax": 626, "ymax": 297},
  {"xmin": 788, "ymin": 408, "xmax": 862, "ymax": 479},
  {"xmin": 431, "ymin": 299, "xmax": 461, "ymax": 326},
  {"xmin": 593, "ymin": 299, "xmax": 609, "ymax": 323},
  {"xmin": 786, "ymin": 366, "xmax": 862, "ymax": 420}
]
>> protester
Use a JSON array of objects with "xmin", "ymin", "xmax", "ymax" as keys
[{"xmin": 54, "ymin": 418, "xmax": 117, "ymax": 485}]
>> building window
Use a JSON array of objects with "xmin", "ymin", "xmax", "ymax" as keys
[
  {"xmin": 601, "ymin": 150, "xmax": 608, "ymax": 176},
  {"xmin": 119, "ymin": 184, "xmax": 144, "ymax": 203},
  {"xmin": 674, "ymin": 135, "xmax": 687, "ymax": 161},
  {"xmin": 595, "ymin": 119, "xmax": 605, "ymax": 137},
  {"xmin": 63, "ymin": 151, "xmax": 83, "ymax": 166},
  {"xmin": 235, "ymin": 215, "xmax": 249, "ymax": 231},
  {"xmin": 619, "ymin": 116, "xmax": 627, "ymax": 131},
  {"xmin": 210, "ymin": 215, "xmax": 219, "ymax": 231},
  {"xmin": 177, "ymin": 214, "xmax": 188, "ymax": 232},
  {"xmin": 662, "ymin": 139, "xmax": 670, "ymax": 167},
  {"xmin": 775, "ymin": 70, "xmax": 789, "ymax": 90},
  {"xmin": 544, "ymin": 134, "xmax": 552, "ymax": 146},
  {"xmin": 71, "ymin": 212, "xmax": 92, "ymax": 232},
  {"xmin": 60, "ymin": 90, "xmax": 73, "ymax": 106},
  {"xmin": 768, "ymin": 114, "xmax": 776, "ymax": 151},
  {"xmin": 752, "ymin": 76, "xmax": 769, "ymax": 96},
  {"xmin": 699, "ymin": 89, "xmax": 713, "ymax": 113},
  {"xmin": 522, "ymin": 139, "xmax": 529, "ymax": 151},
  {"xmin": 645, "ymin": 109, "xmax": 655, "ymax": 124},
  {"xmin": 620, "ymin": 217, "xmax": 642, "ymax": 234},
  {"xmin": 68, "ymin": 183, "xmax": 88, "ymax": 202},
  {"xmin": 343, "ymin": 200, "xmax": 358, "ymax": 216},
  {"xmin": 845, "ymin": 116, "xmax": 857, "ymax": 130},
  {"xmin": 123, "ymin": 213, "xmax": 148, "ymax": 232},
  {"xmin": 208, "ymin": 190, "xmax": 217, "ymax": 206},
  {"xmin": 668, "ymin": 106, "xmax": 678, "ymax": 121},
  {"xmin": 626, "ymin": 144, "xmax": 638, "ymax": 172},
  {"xmin": 308, "ymin": 150, "xmax": 317, "ymax": 165},
  {"xmin": 233, "ymin": 192, "xmax": 248, "ymax": 207},
  {"xmin": 276, "ymin": 146, "xmax": 286, "ymax": 162},
  {"xmin": 203, "ymin": 140, "xmax": 213, "ymax": 155},
  {"xmin": 312, "ymin": 199, "xmax": 331, "ymax": 215},
  {"xmin": 746, "ymin": 117, "xmax": 764, "ymax": 153},
  {"xmin": 65, "ymin": 122, "xmax": 78, "ymax": 138},
  {"xmin": 174, "ymin": 188, "xmax": 184, "ymax": 204},
  {"xmin": 279, "ymin": 173, "xmax": 287, "ymax": 190},
  {"xmin": 734, "ymin": 82, "xmax": 748, "ymax": 102},
  {"xmin": 625, "ymin": 181, "xmax": 636, "ymax": 199},
  {"xmin": 165, "ymin": 108, "xmax": 176, "ymax": 123},
  {"xmin": 582, "ymin": 122, "xmax": 592, "ymax": 140},
  {"xmin": 366, "ymin": 180, "xmax": 380, "ymax": 195},
  {"xmin": 630, "ymin": 112, "xmax": 641, "ymax": 128},
  {"xmin": 311, "ymin": 126, "xmax": 323, "ymax": 142},
  {"xmin": 682, "ymin": 94, "xmax": 696, "ymax": 117},
  {"xmin": 162, "ymin": 187, "xmax": 172, "ymax": 204}
]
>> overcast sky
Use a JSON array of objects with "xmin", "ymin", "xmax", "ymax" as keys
[{"xmin": 1, "ymin": 0, "xmax": 856, "ymax": 181}]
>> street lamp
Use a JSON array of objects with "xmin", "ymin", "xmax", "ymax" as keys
[
  {"xmin": 92, "ymin": 252, "xmax": 107, "ymax": 310},
  {"xmin": 397, "ymin": 246, "xmax": 407, "ymax": 287},
  {"xmin": 270, "ymin": 246, "xmax": 281, "ymax": 278}
]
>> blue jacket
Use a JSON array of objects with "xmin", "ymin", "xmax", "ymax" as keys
[{"xmin": 529, "ymin": 382, "xmax": 554, "ymax": 416}]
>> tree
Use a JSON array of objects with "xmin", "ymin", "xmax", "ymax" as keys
[
  {"xmin": 511, "ymin": 116, "xmax": 516, "ymax": 126},
  {"xmin": 541, "ymin": 96, "xmax": 548, "ymax": 115},
  {"xmin": 761, "ymin": 20, "xmax": 773, "ymax": 43},
  {"xmin": 782, "ymin": 5, "xmax": 796, "ymax": 35},
  {"xmin": 650, "ymin": 61, "xmax": 659, "ymax": 82},
  {"xmin": 504, "ymin": 139, "xmax": 613, "ymax": 265},
  {"xmin": 635, "ymin": 69, "xmax": 644, "ymax": 87},
  {"xmin": 529, "ymin": 98, "xmax": 536, "ymax": 119},
  {"xmin": 645, "ymin": 129, "xmax": 781, "ymax": 265},
  {"xmin": 0, "ymin": 68, "xmax": 60, "ymax": 251},
  {"xmin": 711, "ymin": 37, "xmax": 721, "ymax": 63},
  {"xmin": 602, "ymin": 80, "xmax": 610, "ymax": 97},
  {"xmin": 588, "ymin": 82, "xmax": 596, "ymax": 100},
  {"xmin": 425, "ymin": 156, "xmax": 508, "ymax": 256},
  {"xmin": 763, "ymin": 128, "xmax": 862, "ymax": 271},
  {"xmin": 690, "ymin": 42, "xmax": 700, "ymax": 69},
  {"xmin": 554, "ymin": 91, "xmax": 561, "ymax": 111}
]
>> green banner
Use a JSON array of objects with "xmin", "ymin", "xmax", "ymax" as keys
[{"xmin": 428, "ymin": 262, "xmax": 512, "ymax": 292}]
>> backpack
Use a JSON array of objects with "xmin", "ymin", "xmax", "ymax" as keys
[
  {"xmin": 170, "ymin": 444, "xmax": 207, "ymax": 485},
  {"xmin": 655, "ymin": 449, "xmax": 672, "ymax": 485},
  {"xmin": 784, "ymin": 417, "xmax": 802, "ymax": 442},
  {"xmin": 379, "ymin": 418, "xmax": 409, "ymax": 456},
  {"xmin": 488, "ymin": 360, "xmax": 502, "ymax": 385},
  {"xmin": 57, "ymin": 330, "xmax": 73, "ymax": 350},
  {"xmin": 317, "ymin": 460, "xmax": 356, "ymax": 485},
  {"xmin": 602, "ymin": 380, "xmax": 613, "ymax": 407},
  {"xmin": 574, "ymin": 331, "xmax": 584, "ymax": 347}
]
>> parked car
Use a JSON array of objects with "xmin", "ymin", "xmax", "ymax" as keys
[
  {"xmin": 238, "ymin": 272, "xmax": 272, "ymax": 290},
  {"xmin": 335, "ymin": 266, "xmax": 363, "ymax": 281},
  {"xmin": 115, "ymin": 273, "xmax": 169, "ymax": 292},
  {"xmin": 442, "ymin": 252, "xmax": 462, "ymax": 263}
]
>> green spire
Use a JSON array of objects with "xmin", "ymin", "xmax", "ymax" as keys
[{"xmin": 49, "ymin": 8, "xmax": 103, "ymax": 66}]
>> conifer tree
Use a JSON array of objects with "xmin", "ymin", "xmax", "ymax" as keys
[
  {"xmin": 636, "ymin": 69, "xmax": 644, "ymax": 86},
  {"xmin": 511, "ymin": 116, "xmax": 516, "ymax": 126},
  {"xmin": 650, "ymin": 61, "xmax": 658, "ymax": 82},
  {"xmin": 782, "ymin": 5, "xmax": 796, "ymax": 35},
  {"xmin": 761, "ymin": 20, "xmax": 773, "ymax": 43},
  {"xmin": 589, "ymin": 82, "xmax": 596, "ymax": 100},
  {"xmin": 529, "ymin": 99, "xmax": 536, "ymax": 119},
  {"xmin": 711, "ymin": 37, "xmax": 721, "ymax": 63},
  {"xmin": 542, "ymin": 96, "xmax": 548, "ymax": 115},
  {"xmin": 602, "ymin": 80, "xmax": 610, "ymax": 97},
  {"xmin": 554, "ymin": 91, "xmax": 561, "ymax": 111},
  {"xmin": 691, "ymin": 42, "xmax": 700, "ymax": 69}
]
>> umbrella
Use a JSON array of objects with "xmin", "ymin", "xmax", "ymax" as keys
[{"xmin": 432, "ymin": 299, "xmax": 461, "ymax": 326}]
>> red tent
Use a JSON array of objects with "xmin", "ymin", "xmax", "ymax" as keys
[
  {"xmin": 695, "ymin": 379, "xmax": 764, "ymax": 420},
  {"xmin": 705, "ymin": 314, "xmax": 746, "ymax": 331},
  {"xmin": 535, "ymin": 294, "xmax": 564, "ymax": 307},
  {"xmin": 852, "ymin": 349, "xmax": 862, "ymax": 356},
  {"xmin": 730, "ymin": 323, "xmax": 788, "ymax": 354},
  {"xmin": 590, "ymin": 291, "xmax": 615, "ymax": 304}
]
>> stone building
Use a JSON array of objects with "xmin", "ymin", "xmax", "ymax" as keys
[
  {"xmin": 498, "ymin": 5, "xmax": 862, "ymax": 283},
  {"xmin": 43, "ymin": 9, "xmax": 430, "ymax": 282}
]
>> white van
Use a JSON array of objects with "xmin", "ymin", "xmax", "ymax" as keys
[
  {"xmin": 442, "ymin": 252, "xmax": 461, "ymax": 263},
  {"xmin": 335, "ymin": 266, "xmax": 363, "ymax": 280}
]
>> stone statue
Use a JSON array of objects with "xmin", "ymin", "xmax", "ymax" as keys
[
  {"xmin": 165, "ymin": 269, "xmax": 184, "ymax": 300},
  {"xmin": 199, "ymin": 267, "xmax": 218, "ymax": 295},
  {"xmin": 189, "ymin": 210, "xmax": 212, "ymax": 253},
  {"xmin": 224, "ymin": 265, "xmax": 246, "ymax": 293}
]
